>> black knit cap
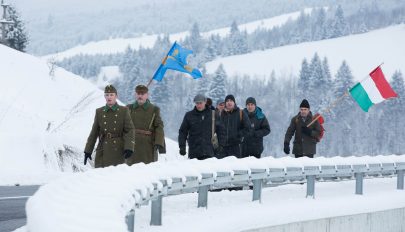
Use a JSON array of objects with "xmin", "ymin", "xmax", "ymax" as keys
[
  {"xmin": 300, "ymin": 99, "xmax": 310, "ymax": 108},
  {"xmin": 225, "ymin": 94, "xmax": 235, "ymax": 103},
  {"xmin": 245, "ymin": 97, "xmax": 256, "ymax": 105}
]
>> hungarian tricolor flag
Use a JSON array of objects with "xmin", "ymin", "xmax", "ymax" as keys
[{"xmin": 349, "ymin": 66, "xmax": 398, "ymax": 112}]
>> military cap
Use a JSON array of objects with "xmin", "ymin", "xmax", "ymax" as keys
[
  {"xmin": 135, "ymin": 85, "xmax": 148, "ymax": 94},
  {"xmin": 104, "ymin": 84, "xmax": 117, "ymax": 94}
]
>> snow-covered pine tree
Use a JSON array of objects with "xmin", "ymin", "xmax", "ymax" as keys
[
  {"xmin": 384, "ymin": 71, "xmax": 405, "ymax": 154},
  {"xmin": 297, "ymin": 58, "xmax": 311, "ymax": 101},
  {"xmin": 331, "ymin": 5, "xmax": 348, "ymax": 38},
  {"xmin": 312, "ymin": 8, "xmax": 327, "ymax": 40},
  {"xmin": 4, "ymin": 4, "xmax": 28, "ymax": 52},
  {"xmin": 209, "ymin": 64, "xmax": 227, "ymax": 105},
  {"xmin": 226, "ymin": 21, "xmax": 248, "ymax": 56},
  {"xmin": 332, "ymin": 60, "xmax": 355, "ymax": 117}
]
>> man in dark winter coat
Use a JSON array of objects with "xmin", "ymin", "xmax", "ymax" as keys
[
  {"xmin": 218, "ymin": 94, "xmax": 252, "ymax": 158},
  {"xmin": 178, "ymin": 94, "xmax": 225, "ymax": 160},
  {"xmin": 284, "ymin": 99, "xmax": 321, "ymax": 158},
  {"xmin": 241, "ymin": 97, "xmax": 270, "ymax": 158}
]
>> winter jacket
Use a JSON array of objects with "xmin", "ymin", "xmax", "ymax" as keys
[
  {"xmin": 178, "ymin": 106, "xmax": 225, "ymax": 159},
  {"xmin": 284, "ymin": 112, "xmax": 321, "ymax": 157},
  {"xmin": 219, "ymin": 106, "xmax": 252, "ymax": 158},
  {"xmin": 126, "ymin": 100, "xmax": 165, "ymax": 165},
  {"xmin": 241, "ymin": 107, "xmax": 270, "ymax": 158},
  {"xmin": 84, "ymin": 104, "xmax": 135, "ymax": 168}
]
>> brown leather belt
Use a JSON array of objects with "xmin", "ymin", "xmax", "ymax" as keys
[
  {"xmin": 103, "ymin": 133, "xmax": 122, "ymax": 139},
  {"xmin": 135, "ymin": 129, "xmax": 153, "ymax": 136}
]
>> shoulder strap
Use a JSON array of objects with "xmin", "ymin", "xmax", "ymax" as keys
[
  {"xmin": 240, "ymin": 109, "xmax": 243, "ymax": 123},
  {"xmin": 212, "ymin": 110, "xmax": 215, "ymax": 137},
  {"xmin": 148, "ymin": 105, "xmax": 157, "ymax": 130}
]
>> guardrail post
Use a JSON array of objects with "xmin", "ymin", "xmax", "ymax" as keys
[
  {"xmin": 355, "ymin": 172, "xmax": 364, "ymax": 195},
  {"xmin": 306, "ymin": 175, "xmax": 315, "ymax": 198},
  {"xmin": 397, "ymin": 170, "xmax": 404, "ymax": 190},
  {"xmin": 198, "ymin": 185, "xmax": 209, "ymax": 208},
  {"xmin": 252, "ymin": 179, "xmax": 262, "ymax": 203},
  {"xmin": 126, "ymin": 209, "xmax": 135, "ymax": 232},
  {"xmin": 150, "ymin": 195, "xmax": 162, "ymax": 226}
]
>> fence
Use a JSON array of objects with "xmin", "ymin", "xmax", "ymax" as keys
[{"xmin": 124, "ymin": 156, "xmax": 405, "ymax": 231}]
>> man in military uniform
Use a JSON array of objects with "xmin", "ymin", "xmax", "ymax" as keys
[
  {"xmin": 126, "ymin": 85, "xmax": 165, "ymax": 165},
  {"xmin": 84, "ymin": 85, "xmax": 135, "ymax": 168}
]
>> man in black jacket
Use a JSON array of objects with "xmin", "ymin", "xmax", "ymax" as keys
[
  {"xmin": 218, "ymin": 94, "xmax": 252, "ymax": 158},
  {"xmin": 284, "ymin": 99, "xmax": 321, "ymax": 158},
  {"xmin": 241, "ymin": 97, "xmax": 270, "ymax": 158},
  {"xmin": 178, "ymin": 94, "xmax": 225, "ymax": 160}
]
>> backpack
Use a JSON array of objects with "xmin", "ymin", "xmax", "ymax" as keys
[{"xmin": 313, "ymin": 113, "xmax": 325, "ymax": 142}]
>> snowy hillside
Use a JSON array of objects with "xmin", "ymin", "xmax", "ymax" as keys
[
  {"xmin": 42, "ymin": 9, "xmax": 313, "ymax": 61},
  {"xmin": 0, "ymin": 45, "xmax": 181, "ymax": 185},
  {"xmin": 206, "ymin": 24, "xmax": 405, "ymax": 81},
  {"xmin": 0, "ymin": 44, "xmax": 106, "ymax": 184}
]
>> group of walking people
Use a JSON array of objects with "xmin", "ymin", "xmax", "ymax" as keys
[{"xmin": 84, "ymin": 84, "xmax": 321, "ymax": 168}]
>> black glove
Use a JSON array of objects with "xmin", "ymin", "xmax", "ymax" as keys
[
  {"xmin": 215, "ymin": 145, "xmax": 224, "ymax": 154},
  {"xmin": 179, "ymin": 146, "xmax": 186, "ymax": 156},
  {"xmin": 84, "ymin": 152, "xmax": 92, "ymax": 165},
  {"xmin": 283, "ymin": 143, "xmax": 290, "ymax": 155},
  {"xmin": 301, "ymin": 126, "xmax": 312, "ymax": 136},
  {"xmin": 123, "ymin": 149, "xmax": 133, "ymax": 159},
  {"xmin": 154, "ymin": 145, "xmax": 163, "ymax": 152}
]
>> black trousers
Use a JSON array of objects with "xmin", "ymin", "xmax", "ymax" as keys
[
  {"xmin": 294, "ymin": 153, "xmax": 314, "ymax": 158},
  {"xmin": 218, "ymin": 144, "xmax": 241, "ymax": 158}
]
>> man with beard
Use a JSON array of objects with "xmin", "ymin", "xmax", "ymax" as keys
[{"xmin": 126, "ymin": 85, "xmax": 165, "ymax": 165}]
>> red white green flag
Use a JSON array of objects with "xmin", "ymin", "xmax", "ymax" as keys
[{"xmin": 349, "ymin": 66, "xmax": 398, "ymax": 112}]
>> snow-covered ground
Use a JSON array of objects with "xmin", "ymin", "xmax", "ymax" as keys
[
  {"xmin": 16, "ymin": 155, "xmax": 405, "ymax": 232},
  {"xmin": 206, "ymin": 24, "xmax": 405, "ymax": 81},
  {"xmin": 0, "ymin": 44, "xmax": 182, "ymax": 185},
  {"xmin": 42, "ymin": 9, "xmax": 313, "ymax": 61}
]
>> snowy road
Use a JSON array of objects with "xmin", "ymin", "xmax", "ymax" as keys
[{"xmin": 0, "ymin": 186, "xmax": 39, "ymax": 232}]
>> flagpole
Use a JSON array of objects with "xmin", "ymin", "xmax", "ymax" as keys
[
  {"xmin": 147, "ymin": 41, "xmax": 177, "ymax": 88},
  {"xmin": 306, "ymin": 62, "xmax": 384, "ymax": 127},
  {"xmin": 307, "ymin": 91, "xmax": 349, "ymax": 127}
]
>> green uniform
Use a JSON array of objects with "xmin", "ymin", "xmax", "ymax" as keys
[
  {"xmin": 126, "ymin": 100, "xmax": 165, "ymax": 165},
  {"xmin": 84, "ymin": 104, "xmax": 135, "ymax": 168}
]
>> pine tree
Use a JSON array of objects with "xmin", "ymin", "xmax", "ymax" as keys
[
  {"xmin": 209, "ymin": 64, "xmax": 227, "ymax": 105},
  {"xmin": 297, "ymin": 58, "xmax": 310, "ymax": 101},
  {"xmin": 182, "ymin": 22, "xmax": 205, "ymax": 57},
  {"xmin": 307, "ymin": 53, "xmax": 324, "ymax": 110},
  {"xmin": 226, "ymin": 21, "xmax": 248, "ymax": 55},
  {"xmin": 3, "ymin": 5, "xmax": 28, "ymax": 52},
  {"xmin": 333, "ymin": 60, "xmax": 355, "ymax": 116},
  {"xmin": 312, "ymin": 8, "xmax": 327, "ymax": 40},
  {"xmin": 331, "ymin": 5, "xmax": 348, "ymax": 38},
  {"xmin": 384, "ymin": 71, "xmax": 405, "ymax": 154}
]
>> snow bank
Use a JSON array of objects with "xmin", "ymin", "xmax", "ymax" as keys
[{"xmin": 25, "ymin": 155, "xmax": 405, "ymax": 232}]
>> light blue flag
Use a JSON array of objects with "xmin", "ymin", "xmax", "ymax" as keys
[{"xmin": 152, "ymin": 42, "xmax": 202, "ymax": 81}]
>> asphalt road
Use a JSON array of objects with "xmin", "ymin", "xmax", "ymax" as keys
[{"xmin": 0, "ymin": 186, "xmax": 40, "ymax": 232}]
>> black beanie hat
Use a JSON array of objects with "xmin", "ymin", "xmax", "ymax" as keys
[
  {"xmin": 245, "ymin": 97, "xmax": 256, "ymax": 105},
  {"xmin": 225, "ymin": 94, "xmax": 235, "ymax": 103},
  {"xmin": 300, "ymin": 99, "xmax": 310, "ymax": 108}
]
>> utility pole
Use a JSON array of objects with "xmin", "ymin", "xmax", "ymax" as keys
[{"xmin": 0, "ymin": 0, "xmax": 13, "ymax": 44}]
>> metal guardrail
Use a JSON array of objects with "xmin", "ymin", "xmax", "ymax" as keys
[{"xmin": 124, "ymin": 159, "xmax": 405, "ymax": 231}]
